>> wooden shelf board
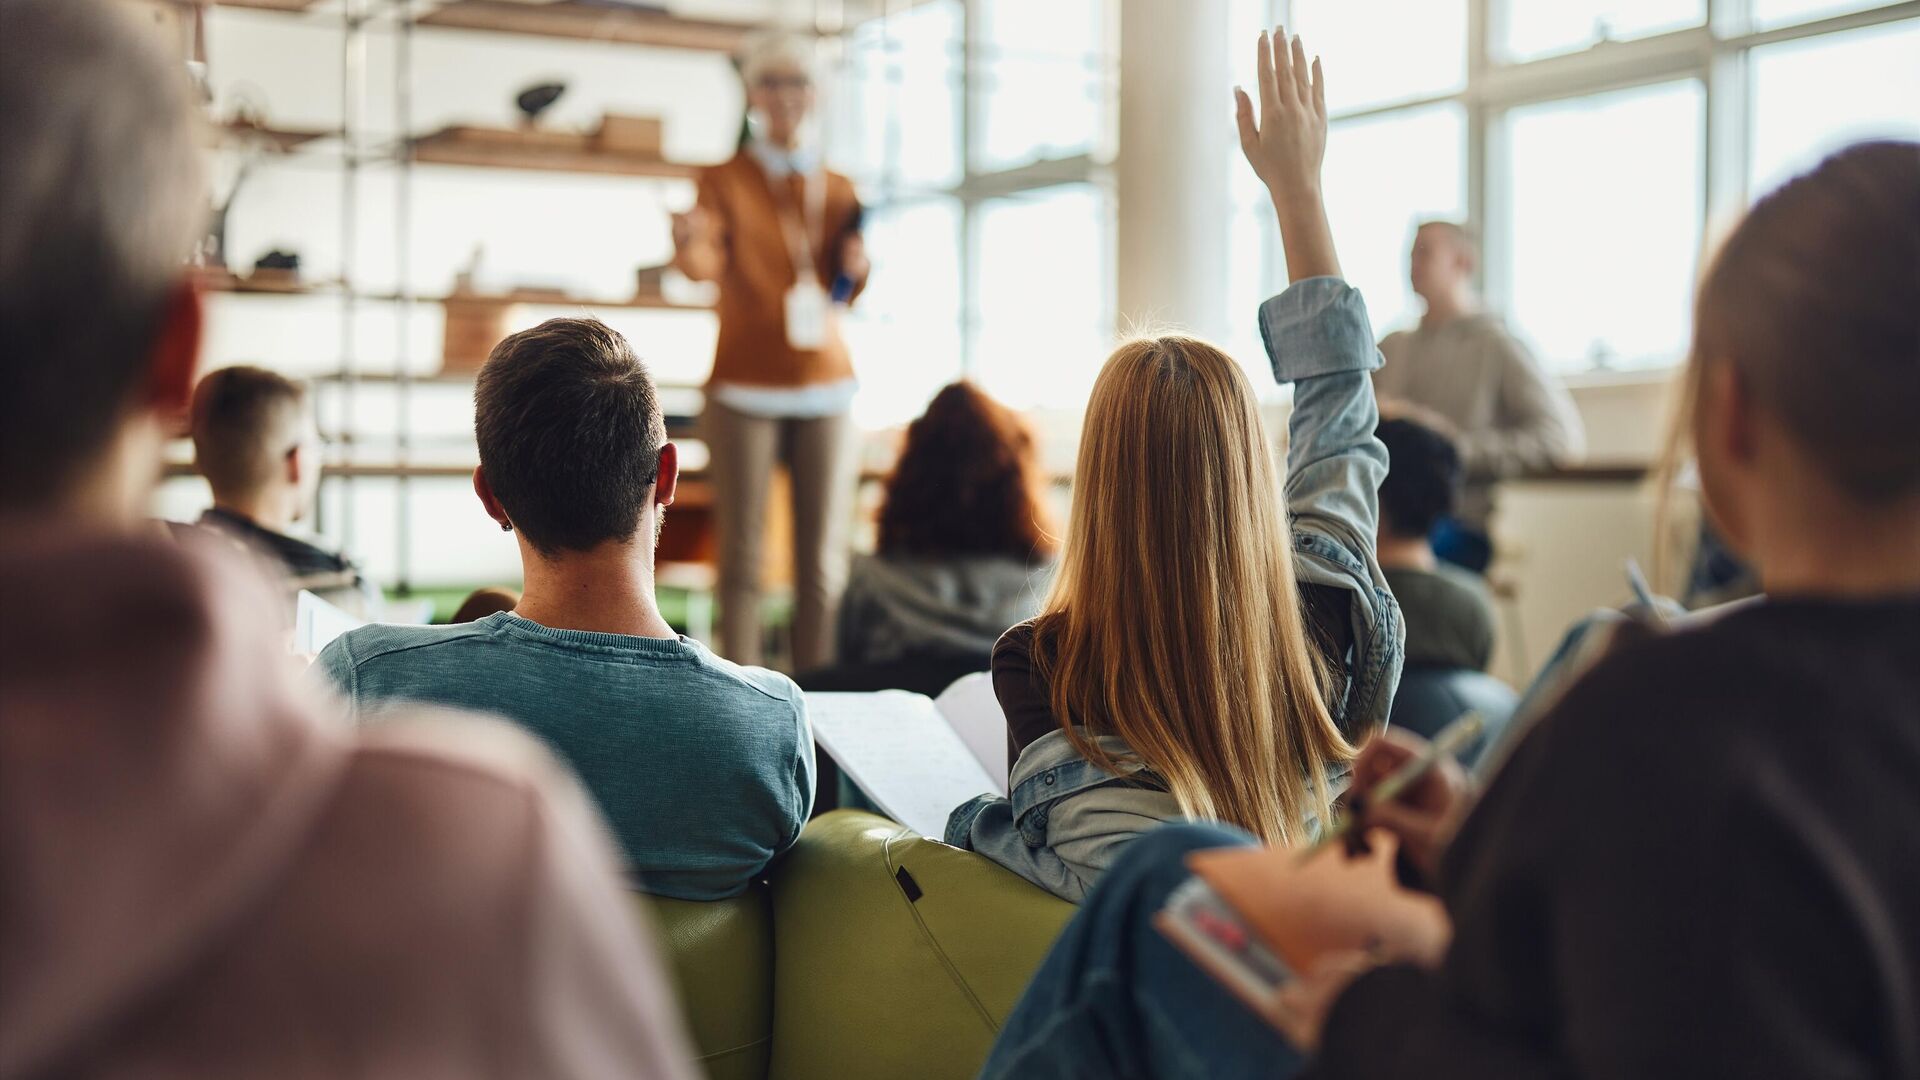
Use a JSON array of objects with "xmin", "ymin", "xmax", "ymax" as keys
[
  {"xmin": 215, "ymin": 0, "xmax": 324, "ymax": 11},
  {"xmin": 196, "ymin": 269, "xmax": 333, "ymax": 295},
  {"xmin": 200, "ymin": 281, "xmax": 711, "ymax": 311},
  {"xmin": 416, "ymin": 1, "xmax": 753, "ymax": 51},
  {"xmin": 212, "ymin": 120, "xmax": 338, "ymax": 153},
  {"xmin": 410, "ymin": 128, "xmax": 700, "ymax": 178}
]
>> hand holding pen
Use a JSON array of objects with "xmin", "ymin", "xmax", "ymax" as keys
[{"xmin": 1334, "ymin": 719, "xmax": 1478, "ymax": 884}]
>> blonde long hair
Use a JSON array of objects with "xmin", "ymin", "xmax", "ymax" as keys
[{"xmin": 1033, "ymin": 336, "xmax": 1354, "ymax": 846}]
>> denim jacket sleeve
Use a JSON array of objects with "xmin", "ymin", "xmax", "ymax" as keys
[
  {"xmin": 1258, "ymin": 277, "xmax": 1406, "ymax": 736},
  {"xmin": 946, "ymin": 730, "xmax": 1183, "ymax": 903}
]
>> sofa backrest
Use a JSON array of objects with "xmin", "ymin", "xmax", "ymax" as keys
[{"xmin": 769, "ymin": 810, "xmax": 1076, "ymax": 1080}]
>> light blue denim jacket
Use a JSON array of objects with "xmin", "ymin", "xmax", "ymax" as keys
[{"xmin": 947, "ymin": 277, "xmax": 1406, "ymax": 901}]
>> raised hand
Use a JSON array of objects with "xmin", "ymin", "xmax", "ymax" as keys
[
  {"xmin": 1234, "ymin": 27, "xmax": 1327, "ymax": 200},
  {"xmin": 1233, "ymin": 26, "xmax": 1340, "ymax": 282}
]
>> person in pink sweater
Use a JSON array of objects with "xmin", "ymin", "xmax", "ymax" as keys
[{"xmin": 0, "ymin": 3, "xmax": 694, "ymax": 1076}]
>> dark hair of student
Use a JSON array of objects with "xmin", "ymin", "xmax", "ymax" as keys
[
  {"xmin": 473, "ymin": 317, "xmax": 666, "ymax": 556},
  {"xmin": 190, "ymin": 366, "xmax": 308, "ymax": 498},
  {"xmin": 1691, "ymin": 140, "xmax": 1920, "ymax": 503},
  {"xmin": 1375, "ymin": 417, "xmax": 1463, "ymax": 539},
  {"xmin": 876, "ymin": 382, "xmax": 1058, "ymax": 563}
]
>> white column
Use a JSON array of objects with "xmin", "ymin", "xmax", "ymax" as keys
[{"xmin": 1115, "ymin": 0, "xmax": 1233, "ymax": 343}]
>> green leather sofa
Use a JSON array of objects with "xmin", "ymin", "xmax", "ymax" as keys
[{"xmin": 642, "ymin": 810, "xmax": 1077, "ymax": 1080}]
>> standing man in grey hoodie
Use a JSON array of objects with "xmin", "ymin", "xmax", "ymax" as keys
[
  {"xmin": 0, "ymin": 3, "xmax": 693, "ymax": 1076},
  {"xmin": 1374, "ymin": 222, "xmax": 1585, "ymax": 572}
]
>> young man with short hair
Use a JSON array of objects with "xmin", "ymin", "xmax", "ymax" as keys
[
  {"xmin": 1375, "ymin": 221, "xmax": 1585, "ymax": 572},
  {"xmin": 183, "ymin": 365, "xmax": 377, "ymax": 610},
  {"xmin": 318, "ymin": 317, "xmax": 815, "ymax": 902},
  {"xmin": 1373, "ymin": 415, "xmax": 1496, "ymax": 672},
  {"xmin": 0, "ymin": 3, "xmax": 692, "ymax": 1075}
]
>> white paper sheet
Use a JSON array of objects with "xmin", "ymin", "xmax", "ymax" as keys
[
  {"xmin": 807, "ymin": 690, "xmax": 1005, "ymax": 839},
  {"xmin": 934, "ymin": 671, "xmax": 1010, "ymax": 792},
  {"xmin": 295, "ymin": 589, "xmax": 364, "ymax": 656}
]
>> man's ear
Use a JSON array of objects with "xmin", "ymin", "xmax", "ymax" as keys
[
  {"xmin": 654, "ymin": 442, "xmax": 679, "ymax": 508},
  {"xmin": 473, "ymin": 465, "xmax": 511, "ymax": 529},
  {"xmin": 145, "ymin": 280, "xmax": 203, "ymax": 419}
]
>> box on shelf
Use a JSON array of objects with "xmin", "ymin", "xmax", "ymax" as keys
[
  {"xmin": 596, "ymin": 113, "xmax": 665, "ymax": 156},
  {"xmin": 441, "ymin": 295, "xmax": 519, "ymax": 373}
]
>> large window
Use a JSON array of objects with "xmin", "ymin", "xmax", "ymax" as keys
[
  {"xmin": 1496, "ymin": 0, "xmax": 1705, "ymax": 63},
  {"xmin": 1291, "ymin": 0, "xmax": 1467, "ymax": 112},
  {"xmin": 970, "ymin": 183, "xmax": 1114, "ymax": 409},
  {"xmin": 830, "ymin": 0, "xmax": 1116, "ymax": 421},
  {"xmin": 1323, "ymin": 105, "xmax": 1467, "ymax": 336},
  {"xmin": 1230, "ymin": 0, "xmax": 1918, "ymax": 376},
  {"xmin": 1505, "ymin": 81, "xmax": 1704, "ymax": 371},
  {"xmin": 1748, "ymin": 18, "xmax": 1920, "ymax": 192}
]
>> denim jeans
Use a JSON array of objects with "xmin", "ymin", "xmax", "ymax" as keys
[{"xmin": 980, "ymin": 823, "xmax": 1305, "ymax": 1080}]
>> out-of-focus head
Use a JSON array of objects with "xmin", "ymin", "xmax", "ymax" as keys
[
  {"xmin": 473, "ymin": 318, "xmax": 669, "ymax": 558},
  {"xmin": 1409, "ymin": 221, "xmax": 1476, "ymax": 304},
  {"xmin": 190, "ymin": 366, "xmax": 320, "ymax": 519},
  {"xmin": 1039, "ymin": 336, "xmax": 1352, "ymax": 847},
  {"xmin": 739, "ymin": 32, "xmax": 816, "ymax": 148},
  {"xmin": 451, "ymin": 586, "xmax": 520, "ymax": 623},
  {"xmin": 0, "ymin": 0, "xmax": 207, "ymax": 517},
  {"xmin": 877, "ymin": 382, "xmax": 1057, "ymax": 562},
  {"xmin": 1375, "ymin": 415, "xmax": 1463, "ymax": 542},
  {"xmin": 1685, "ymin": 141, "xmax": 1920, "ymax": 559}
]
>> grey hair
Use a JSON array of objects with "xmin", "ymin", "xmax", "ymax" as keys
[
  {"xmin": 0, "ymin": 0, "xmax": 207, "ymax": 508},
  {"xmin": 738, "ymin": 30, "xmax": 816, "ymax": 87}
]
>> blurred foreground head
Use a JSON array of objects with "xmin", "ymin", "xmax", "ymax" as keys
[
  {"xmin": 1683, "ymin": 140, "xmax": 1920, "ymax": 569},
  {"xmin": 0, "ymin": 0, "xmax": 206, "ymax": 517}
]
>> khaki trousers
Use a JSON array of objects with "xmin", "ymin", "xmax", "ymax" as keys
[{"xmin": 703, "ymin": 401, "xmax": 855, "ymax": 670}]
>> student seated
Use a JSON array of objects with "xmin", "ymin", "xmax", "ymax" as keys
[
  {"xmin": 1374, "ymin": 416, "xmax": 1495, "ymax": 672},
  {"xmin": 0, "ymin": 4, "xmax": 692, "ymax": 1074},
  {"xmin": 945, "ymin": 34, "xmax": 1402, "ymax": 902},
  {"xmin": 318, "ymin": 318, "xmax": 813, "ymax": 901},
  {"xmin": 1373, "ymin": 415, "xmax": 1514, "ymax": 761},
  {"xmin": 980, "ymin": 130, "xmax": 1920, "ymax": 1080},
  {"xmin": 807, "ymin": 381, "xmax": 1056, "ymax": 696},
  {"xmin": 181, "ymin": 364, "xmax": 380, "ymax": 614}
]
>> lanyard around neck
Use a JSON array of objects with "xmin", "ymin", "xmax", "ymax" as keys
[{"xmin": 767, "ymin": 163, "xmax": 826, "ymax": 285}]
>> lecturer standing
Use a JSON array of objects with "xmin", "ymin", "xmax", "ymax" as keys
[{"xmin": 672, "ymin": 33, "xmax": 869, "ymax": 669}]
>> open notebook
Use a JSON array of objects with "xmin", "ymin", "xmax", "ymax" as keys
[{"xmin": 807, "ymin": 674, "xmax": 1010, "ymax": 839}]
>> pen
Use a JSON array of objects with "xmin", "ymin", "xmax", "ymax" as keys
[{"xmin": 1296, "ymin": 710, "xmax": 1484, "ymax": 864}]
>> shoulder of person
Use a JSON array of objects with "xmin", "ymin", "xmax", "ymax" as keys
[
  {"xmin": 1456, "ymin": 312, "xmax": 1538, "ymax": 356},
  {"xmin": 1526, "ymin": 606, "xmax": 1807, "ymax": 769},
  {"xmin": 680, "ymin": 638, "xmax": 804, "ymax": 709},
  {"xmin": 326, "ymin": 618, "xmax": 498, "ymax": 671},
  {"xmin": 1431, "ymin": 561, "xmax": 1495, "ymax": 602},
  {"xmin": 826, "ymin": 169, "xmax": 859, "ymax": 198},
  {"xmin": 992, "ymin": 619, "xmax": 1040, "ymax": 665}
]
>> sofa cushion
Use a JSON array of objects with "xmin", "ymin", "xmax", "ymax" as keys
[
  {"xmin": 769, "ymin": 810, "xmax": 1075, "ymax": 1080},
  {"xmin": 642, "ymin": 887, "xmax": 774, "ymax": 1080}
]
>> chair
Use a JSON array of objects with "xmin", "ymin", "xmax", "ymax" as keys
[{"xmin": 642, "ymin": 810, "xmax": 1075, "ymax": 1080}]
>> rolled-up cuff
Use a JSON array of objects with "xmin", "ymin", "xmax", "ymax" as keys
[
  {"xmin": 1258, "ymin": 277, "xmax": 1384, "ymax": 384},
  {"xmin": 945, "ymin": 793, "xmax": 1000, "ymax": 848}
]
